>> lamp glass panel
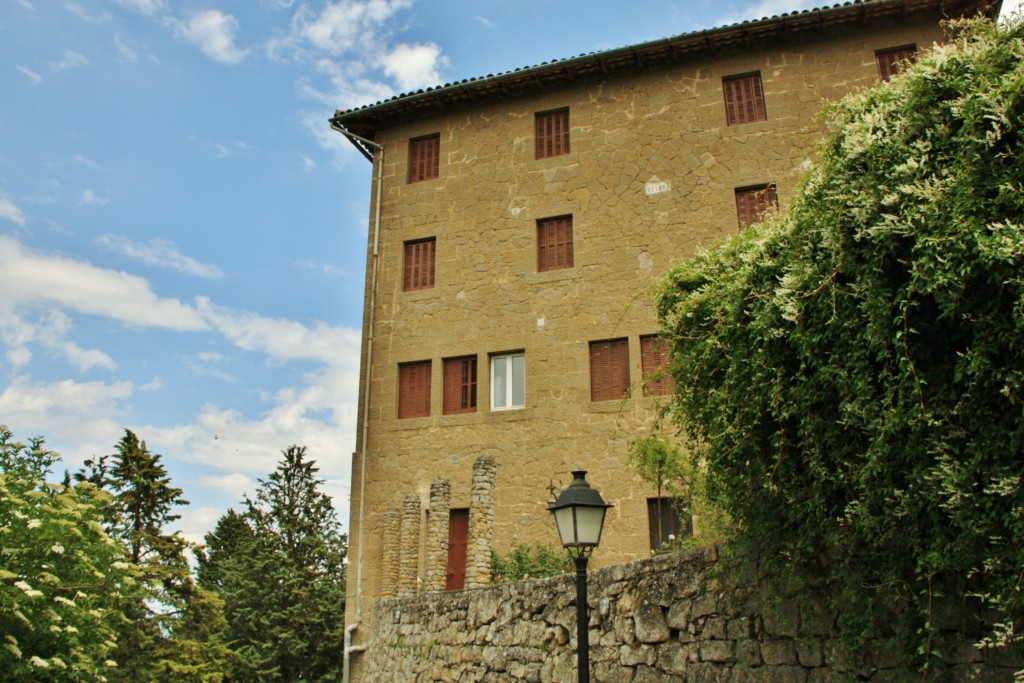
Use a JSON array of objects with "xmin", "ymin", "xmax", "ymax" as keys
[
  {"xmin": 574, "ymin": 506, "xmax": 607, "ymax": 546},
  {"xmin": 553, "ymin": 507, "xmax": 577, "ymax": 546}
]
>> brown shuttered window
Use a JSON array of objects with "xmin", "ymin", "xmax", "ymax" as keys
[
  {"xmin": 723, "ymin": 73, "xmax": 767, "ymax": 126},
  {"xmin": 537, "ymin": 216, "xmax": 573, "ymax": 272},
  {"xmin": 398, "ymin": 361, "xmax": 431, "ymax": 419},
  {"xmin": 408, "ymin": 134, "xmax": 440, "ymax": 183},
  {"xmin": 640, "ymin": 335, "xmax": 674, "ymax": 396},
  {"xmin": 590, "ymin": 338, "xmax": 630, "ymax": 402},
  {"xmin": 648, "ymin": 498, "xmax": 691, "ymax": 550},
  {"xmin": 735, "ymin": 185, "xmax": 779, "ymax": 228},
  {"xmin": 446, "ymin": 509, "xmax": 469, "ymax": 591},
  {"xmin": 443, "ymin": 356, "xmax": 477, "ymax": 415},
  {"xmin": 876, "ymin": 45, "xmax": 917, "ymax": 82},
  {"xmin": 403, "ymin": 238, "xmax": 436, "ymax": 291},
  {"xmin": 536, "ymin": 108, "xmax": 570, "ymax": 159}
]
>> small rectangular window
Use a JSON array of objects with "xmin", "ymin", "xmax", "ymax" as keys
[
  {"xmin": 398, "ymin": 361, "xmax": 431, "ymax": 419},
  {"xmin": 408, "ymin": 134, "xmax": 440, "ymax": 183},
  {"xmin": 723, "ymin": 73, "xmax": 767, "ymax": 126},
  {"xmin": 536, "ymin": 108, "xmax": 570, "ymax": 159},
  {"xmin": 537, "ymin": 216, "xmax": 573, "ymax": 272},
  {"xmin": 640, "ymin": 335, "xmax": 674, "ymax": 396},
  {"xmin": 443, "ymin": 356, "xmax": 477, "ymax": 415},
  {"xmin": 876, "ymin": 45, "xmax": 917, "ymax": 82},
  {"xmin": 648, "ymin": 497, "xmax": 691, "ymax": 550},
  {"xmin": 589, "ymin": 338, "xmax": 630, "ymax": 402},
  {"xmin": 403, "ymin": 238, "xmax": 436, "ymax": 292},
  {"xmin": 735, "ymin": 185, "xmax": 778, "ymax": 228},
  {"xmin": 491, "ymin": 352, "xmax": 525, "ymax": 410}
]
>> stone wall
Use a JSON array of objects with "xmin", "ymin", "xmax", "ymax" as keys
[{"xmin": 358, "ymin": 547, "xmax": 1022, "ymax": 682}]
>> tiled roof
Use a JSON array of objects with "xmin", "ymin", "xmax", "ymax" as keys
[{"xmin": 330, "ymin": 0, "xmax": 997, "ymax": 146}]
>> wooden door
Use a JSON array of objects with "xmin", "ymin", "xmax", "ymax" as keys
[{"xmin": 446, "ymin": 509, "xmax": 469, "ymax": 591}]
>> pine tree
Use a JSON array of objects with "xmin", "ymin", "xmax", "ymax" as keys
[{"xmin": 200, "ymin": 446, "xmax": 348, "ymax": 683}]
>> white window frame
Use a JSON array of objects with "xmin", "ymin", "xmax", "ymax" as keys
[{"xmin": 490, "ymin": 352, "xmax": 525, "ymax": 410}]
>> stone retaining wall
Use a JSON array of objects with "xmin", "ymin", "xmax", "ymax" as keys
[{"xmin": 358, "ymin": 547, "xmax": 1022, "ymax": 682}]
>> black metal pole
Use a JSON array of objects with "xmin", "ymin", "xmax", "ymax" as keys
[{"xmin": 574, "ymin": 555, "xmax": 590, "ymax": 683}]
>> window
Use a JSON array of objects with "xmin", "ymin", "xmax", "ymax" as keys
[
  {"xmin": 735, "ymin": 185, "xmax": 779, "ymax": 228},
  {"xmin": 443, "ymin": 356, "xmax": 477, "ymax": 415},
  {"xmin": 398, "ymin": 361, "xmax": 431, "ymax": 419},
  {"xmin": 876, "ymin": 45, "xmax": 917, "ymax": 82},
  {"xmin": 589, "ymin": 338, "xmax": 630, "ymax": 402},
  {"xmin": 408, "ymin": 134, "xmax": 440, "ymax": 183},
  {"xmin": 403, "ymin": 238, "xmax": 436, "ymax": 291},
  {"xmin": 535, "ymin": 108, "xmax": 570, "ymax": 159},
  {"xmin": 722, "ymin": 73, "xmax": 767, "ymax": 126},
  {"xmin": 640, "ymin": 335, "xmax": 674, "ymax": 396},
  {"xmin": 537, "ymin": 216, "xmax": 573, "ymax": 272},
  {"xmin": 648, "ymin": 498, "xmax": 691, "ymax": 550},
  {"xmin": 491, "ymin": 352, "xmax": 525, "ymax": 410}
]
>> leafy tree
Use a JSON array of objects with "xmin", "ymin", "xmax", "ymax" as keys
[
  {"xmin": 628, "ymin": 434, "xmax": 686, "ymax": 546},
  {"xmin": 78, "ymin": 430, "xmax": 230, "ymax": 682},
  {"xmin": 200, "ymin": 446, "xmax": 348, "ymax": 683},
  {"xmin": 656, "ymin": 17, "xmax": 1024, "ymax": 664},
  {"xmin": 491, "ymin": 542, "xmax": 571, "ymax": 583},
  {"xmin": 0, "ymin": 427, "xmax": 130, "ymax": 682}
]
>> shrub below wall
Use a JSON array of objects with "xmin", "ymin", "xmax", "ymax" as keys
[{"xmin": 357, "ymin": 547, "xmax": 1022, "ymax": 682}]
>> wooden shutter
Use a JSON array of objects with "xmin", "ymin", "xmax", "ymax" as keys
[
  {"xmin": 445, "ymin": 509, "xmax": 469, "ymax": 591},
  {"xmin": 403, "ymin": 238, "xmax": 436, "ymax": 291},
  {"xmin": 876, "ymin": 45, "xmax": 916, "ymax": 82},
  {"xmin": 641, "ymin": 335, "xmax": 674, "ymax": 396},
  {"xmin": 537, "ymin": 216, "xmax": 573, "ymax": 272},
  {"xmin": 443, "ymin": 356, "xmax": 477, "ymax": 415},
  {"xmin": 589, "ymin": 339, "xmax": 630, "ymax": 402},
  {"xmin": 398, "ymin": 361, "xmax": 431, "ymax": 418},
  {"xmin": 535, "ymin": 109, "xmax": 570, "ymax": 159},
  {"xmin": 408, "ymin": 134, "xmax": 440, "ymax": 183},
  {"xmin": 735, "ymin": 185, "xmax": 778, "ymax": 228},
  {"xmin": 723, "ymin": 73, "xmax": 767, "ymax": 126}
]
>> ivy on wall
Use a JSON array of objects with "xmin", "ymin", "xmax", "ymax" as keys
[{"xmin": 656, "ymin": 17, "xmax": 1024, "ymax": 666}]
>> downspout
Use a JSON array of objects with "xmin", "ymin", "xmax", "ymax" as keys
[{"xmin": 331, "ymin": 121, "xmax": 382, "ymax": 683}]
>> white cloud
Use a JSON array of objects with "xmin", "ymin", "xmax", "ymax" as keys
[
  {"xmin": 17, "ymin": 66, "xmax": 43, "ymax": 84},
  {"xmin": 301, "ymin": 154, "xmax": 316, "ymax": 171},
  {"xmin": 268, "ymin": 0, "xmax": 413, "ymax": 58},
  {"xmin": 80, "ymin": 189, "xmax": 110, "ymax": 206},
  {"xmin": 0, "ymin": 375, "xmax": 131, "ymax": 432},
  {"xmin": 73, "ymin": 154, "xmax": 103, "ymax": 171},
  {"xmin": 171, "ymin": 10, "xmax": 249, "ymax": 64},
  {"xmin": 0, "ymin": 196, "xmax": 27, "ymax": 226},
  {"xmin": 0, "ymin": 235, "xmax": 209, "ymax": 331},
  {"xmin": 111, "ymin": 0, "xmax": 166, "ymax": 15},
  {"xmin": 1001, "ymin": 0, "xmax": 1024, "ymax": 21},
  {"xmin": 139, "ymin": 376, "xmax": 162, "ymax": 392},
  {"xmin": 379, "ymin": 43, "xmax": 445, "ymax": 91},
  {"xmin": 7, "ymin": 347, "xmax": 32, "ymax": 369},
  {"xmin": 717, "ymin": 0, "xmax": 819, "ymax": 26},
  {"xmin": 94, "ymin": 234, "xmax": 224, "ymax": 279},
  {"xmin": 51, "ymin": 49, "xmax": 88, "ymax": 71}
]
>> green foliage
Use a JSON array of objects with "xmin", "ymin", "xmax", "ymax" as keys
[
  {"xmin": 0, "ymin": 427, "xmax": 130, "ymax": 682},
  {"xmin": 491, "ymin": 542, "xmax": 571, "ymax": 583},
  {"xmin": 657, "ymin": 17, "xmax": 1024, "ymax": 664},
  {"xmin": 199, "ymin": 446, "xmax": 348, "ymax": 683}
]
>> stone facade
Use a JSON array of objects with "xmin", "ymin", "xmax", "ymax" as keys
[
  {"xmin": 360, "ymin": 547, "xmax": 1023, "ymax": 682},
  {"xmin": 333, "ymin": 1, "xmax": 998, "ymax": 671}
]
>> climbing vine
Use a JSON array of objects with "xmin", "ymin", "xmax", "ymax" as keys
[{"xmin": 657, "ymin": 17, "xmax": 1024, "ymax": 668}]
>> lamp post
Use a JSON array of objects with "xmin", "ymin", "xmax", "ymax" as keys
[{"xmin": 548, "ymin": 470, "xmax": 612, "ymax": 683}]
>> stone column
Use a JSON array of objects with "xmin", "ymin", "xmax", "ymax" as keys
[
  {"xmin": 466, "ymin": 455, "xmax": 496, "ymax": 589},
  {"xmin": 398, "ymin": 495, "xmax": 421, "ymax": 596},
  {"xmin": 423, "ymin": 478, "xmax": 451, "ymax": 592},
  {"xmin": 380, "ymin": 508, "xmax": 400, "ymax": 597}
]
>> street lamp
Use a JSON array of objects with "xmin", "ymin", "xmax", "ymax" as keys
[{"xmin": 548, "ymin": 470, "xmax": 612, "ymax": 683}]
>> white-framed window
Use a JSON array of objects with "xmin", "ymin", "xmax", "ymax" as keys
[{"xmin": 491, "ymin": 352, "xmax": 525, "ymax": 410}]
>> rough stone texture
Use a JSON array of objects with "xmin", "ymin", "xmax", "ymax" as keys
[
  {"xmin": 466, "ymin": 456, "xmax": 496, "ymax": 589},
  {"xmin": 357, "ymin": 548, "xmax": 1022, "ymax": 682},
  {"xmin": 398, "ymin": 495, "xmax": 421, "ymax": 596},
  {"xmin": 381, "ymin": 508, "xmax": 400, "ymax": 597},
  {"xmin": 425, "ymin": 478, "xmax": 452, "ymax": 592}
]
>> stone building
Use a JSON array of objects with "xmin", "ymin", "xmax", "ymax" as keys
[{"xmin": 329, "ymin": 0, "xmax": 998, "ymax": 675}]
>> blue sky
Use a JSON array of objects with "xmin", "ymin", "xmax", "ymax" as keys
[{"xmin": 2, "ymin": 0, "xmax": 1019, "ymax": 544}]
